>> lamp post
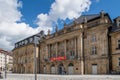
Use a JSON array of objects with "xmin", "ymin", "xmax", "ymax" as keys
[{"xmin": 34, "ymin": 36, "xmax": 37, "ymax": 80}]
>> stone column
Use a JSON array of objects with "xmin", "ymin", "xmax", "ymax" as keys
[
  {"xmin": 48, "ymin": 44, "xmax": 50, "ymax": 59},
  {"xmin": 81, "ymin": 31, "xmax": 85, "ymax": 75},
  {"xmin": 56, "ymin": 42, "xmax": 58, "ymax": 58},
  {"xmin": 46, "ymin": 44, "xmax": 49, "ymax": 59},
  {"xmin": 75, "ymin": 37, "xmax": 77, "ymax": 59},
  {"xmin": 77, "ymin": 36, "xmax": 80, "ymax": 59},
  {"xmin": 64, "ymin": 40, "xmax": 67, "ymax": 57}
]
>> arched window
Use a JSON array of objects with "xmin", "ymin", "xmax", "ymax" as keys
[
  {"xmin": 51, "ymin": 64, "xmax": 55, "ymax": 74},
  {"xmin": 68, "ymin": 63, "xmax": 74, "ymax": 74},
  {"xmin": 68, "ymin": 63, "xmax": 74, "ymax": 66},
  {"xmin": 43, "ymin": 65, "xmax": 46, "ymax": 74},
  {"xmin": 51, "ymin": 64, "xmax": 55, "ymax": 67},
  {"xmin": 58, "ymin": 63, "xmax": 63, "ymax": 67}
]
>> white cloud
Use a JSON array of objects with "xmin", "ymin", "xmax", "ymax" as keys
[
  {"xmin": 37, "ymin": 0, "xmax": 91, "ymax": 32},
  {"xmin": 0, "ymin": 0, "xmax": 93, "ymax": 51},
  {"xmin": 0, "ymin": 0, "xmax": 39, "ymax": 50}
]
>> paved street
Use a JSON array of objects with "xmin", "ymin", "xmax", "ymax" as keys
[{"xmin": 0, "ymin": 73, "xmax": 120, "ymax": 80}]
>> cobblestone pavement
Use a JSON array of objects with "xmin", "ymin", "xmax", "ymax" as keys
[{"xmin": 0, "ymin": 73, "xmax": 120, "ymax": 80}]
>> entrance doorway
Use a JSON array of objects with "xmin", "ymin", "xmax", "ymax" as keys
[
  {"xmin": 68, "ymin": 63, "xmax": 74, "ymax": 74},
  {"xmin": 51, "ymin": 64, "xmax": 55, "ymax": 74},
  {"xmin": 92, "ymin": 64, "xmax": 97, "ymax": 74},
  {"xmin": 58, "ymin": 63, "xmax": 64, "ymax": 74}
]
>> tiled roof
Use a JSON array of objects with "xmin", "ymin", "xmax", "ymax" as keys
[
  {"xmin": 76, "ymin": 14, "xmax": 100, "ymax": 23},
  {"xmin": 0, "ymin": 48, "xmax": 12, "ymax": 55},
  {"xmin": 66, "ymin": 14, "xmax": 101, "ymax": 28},
  {"xmin": 110, "ymin": 24, "xmax": 120, "ymax": 32}
]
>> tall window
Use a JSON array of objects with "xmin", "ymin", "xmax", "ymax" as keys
[
  {"xmin": 60, "ymin": 52, "xmax": 64, "ymax": 56},
  {"xmin": 51, "ymin": 53, "xmax": 56, "ymax": 58},
  {"xmin": 91, "ymin": 46, "xmax": 97, "ymax": 55},
  {"xmin": 118, "ymin": 40, "xmax": 120, "ymax": 49},
  {"xmin": 119, "ymin": 58, "xmax": 120, "ymax": 66},
  {"xmin": 69, "ymin": 51, "xmax": 75, "ymax": 59},
  {"xmin": 91, "ymin": 35, "xmax": 96, "ymax": 42}
]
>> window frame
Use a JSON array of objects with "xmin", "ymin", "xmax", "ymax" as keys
[
  {"xmin": 118, "ymin": 58, "xmax": 120, "ymax": 66},
  {"xmin": 91, "ymin": 46, "xmax": 97, "ymax": 55},
  {"xmin": 91, "ymin": 35, "xmax": 96, "ymax": 42}
]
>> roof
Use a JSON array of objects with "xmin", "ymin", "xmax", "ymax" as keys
[
  {"xmin": 66, "ymin": 14, "xmax": 100, "ymax": 27},
  {"xmin": 110, "ymin": 23, "xmax": 120, "ymax": 33},
  {"xmin": 76, "ymin": 14, "xmax": 100, "ymax": 23},
  {"xmin": 0, "ymin": 48, "xmax": 12, "ymax": 56}
]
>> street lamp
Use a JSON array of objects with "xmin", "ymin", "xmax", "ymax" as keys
[{"xmin": 34, "ymin": 36, "xmax": 37, "ymax": 80}]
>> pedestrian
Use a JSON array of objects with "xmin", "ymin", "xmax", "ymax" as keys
[
  {"xmin": 0, "ymin": 72, "xmax": 1, "ymax": 78},
  {"xmin": 64, "ymin": 70, "xmax": 66, "ymax": 75}
]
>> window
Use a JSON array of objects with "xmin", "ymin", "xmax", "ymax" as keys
[
  {"xmin": 29, "ymin": 38, "xmax": 33, "ymax": 42},
  {"xmin": 15, "ymin": 44, "xmax": 18, "ymax": 47},
  {"xmin": 91, "ymin": 35, "xmax": 96, "ymax": 42},
  {"xmin": 69, "ymin": 51, "xmax": 75, "ymax": 59},
  {"xmin": 119, "ymin": 23, "xmax": 120, "ymax": 26},
  {"xmin": 25, "ymin": 40, "xmax": 28, "ymax": 44},
  {"xmin": 119, "ymin": 58, "xmax": 120, "ymax": 66},
  {"xmin": 91, "ymin": 46, "xmax": 97, "ymax": 55},
  {"xmin": 70, "ymin": 51, "xmax": 75, "ymax": 56},
  {"xmin": 19, "ymin": 42, "xmax": 22, "ymax": 46},
  {"xmin": 60, "ymin": 52, "xmax": 64, "ymax": 56},
  {"xmin": 51, "ymin": 53, "xmax": 56, "ymax": 58},
  {"xmin": 118, "ymin": 40, "xmax": 120, "ymax": 49}
]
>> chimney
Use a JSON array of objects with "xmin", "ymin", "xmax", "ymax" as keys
[
  {"xmin": 64, "ymin": 22, "xmax": 67, "ymax": 28},
  {"xmin": 83, "ymin": 17, "xmax": 87, "ymax": 28},
  {"xmin": 100, "ymin": 10, "xmax": 104, "ymax": 18},
  {"xmin": 100, "ymin": 10, "xmax": 105, "ymax": 23},
  {"xmin": 47, "ymin": 29, "xmax": 50, "ymax": 35},
  {"xmin": 55, "ymin": 25, "xmax": 58, "ymax": 32}
]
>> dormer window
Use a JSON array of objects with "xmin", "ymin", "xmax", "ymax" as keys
[
  {"xmin": 19, "ymin": 42, "xmax": 22, "ymax": 46},
  {"xmin": 15, "ymin": 44, "xmax": 18, "ymax": 48},
  {"xmin": 114, "ymin": 17, "xmax": 120, "ymax": 27},
  {"xmin": 25, "ymin": 40, "xmax": 28, "ymax": 44},
  {"xmin": 22, "ymin": 41, "xmax": 24, "ymax": 45},
  {"xmin": 119, "ymin": 20, "xmax": 120, "ymax": 26},
  {"xmin": 29, "ymin": 38, "xmax": 33, "ymax": 42}
]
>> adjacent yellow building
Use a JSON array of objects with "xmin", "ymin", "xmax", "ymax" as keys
[{"xmin": 13, "ymin": 31, "xmax": 44, "ymax": 73}]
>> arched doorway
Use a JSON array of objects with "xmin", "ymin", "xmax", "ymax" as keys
[
  {"xmin": 51, "ymin": 64, "xmax": 55, "ymax": 74},
  {"xmin": 43, "ymin": 65, "xmax": 46, "ymax": 74},
  {"xmin": 68, "ymin": 63, "xmax": 74, "ymax": 74},
  {"xmin": 58, "ymin": 63, "xmax": 64, "ymax": 74}
]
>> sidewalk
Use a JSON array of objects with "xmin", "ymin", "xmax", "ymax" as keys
[{"xmin": 0, "ymin": 74, "xmax": 120, "ymax": 80}]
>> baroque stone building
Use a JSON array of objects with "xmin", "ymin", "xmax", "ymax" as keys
[
  {"xmin": 39, "ymin": 11, "xmax": 113, "ymax": 75},
  {"xmin": 13, "ymin": 11, "xmax": 120, "ymax": 74}
]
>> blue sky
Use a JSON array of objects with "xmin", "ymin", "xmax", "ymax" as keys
[
  {"xmin": 0, "ymin": 0, "xmax": 120, "ymax": 50},
  {"xmin": 20, "ymin": 0, "xmax": 120, "ymax": 28},
  {"xmin": 19, "ymin": 0, "xmax": 55, "ymax": 28}
]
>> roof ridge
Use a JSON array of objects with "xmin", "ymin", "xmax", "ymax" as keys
[{"xmin": 81, "ymin": 13, "xmax": 99, "ymax": 16}]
